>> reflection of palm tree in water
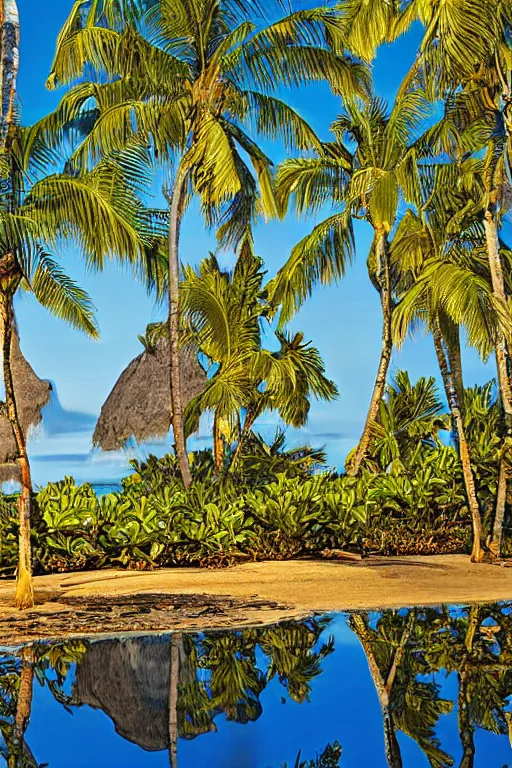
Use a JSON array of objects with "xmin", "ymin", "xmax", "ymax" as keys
[
  {"xmin": 2, "ymin": 647, "xmax": 38, "ymax": 768},
  {"xmin": 444, "ymin": 605, "xmax": 512, "ymax": 768},
  {"xmin": 350, "ymin": 612, "xmax": 414, "ymax": 768},
  {"xmin": 350, "ymin": 610, "xmax": 454, "ymax": 768},
  {"xmin": 168, "ymin": 633, "xmax": 182, "ymax": 768},
  {"xmin": 67, "ymin": 619, "xmax": 333, "ymax": 765},
  {"xmin": 457, "ymin": 606, "xmax": 479, "ymax": 768}
]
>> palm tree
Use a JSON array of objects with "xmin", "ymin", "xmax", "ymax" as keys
[
  {"xmin": 390, "ymin": 192, "xmax": 506, "ymax": 561},
  {"xmin": 271, "ymin": 83, "xmax": 429, "ymax": 476},
  {"xmin": 1, "ymin": 127, "xmax": 153, "ymax": 609},
  {"xmin": 44, "ymin": 0, "xmax": 368, "ymax": 488},
  {"xmin": 390, "ymin": 121, "xmax": 512, "ymax": 559},
  {"xmin": 0, "ymin": 0, "xmax": 156, "ymax": 610},
  {"xmin": 180, "ymin": 243, "xmax": 338, "ymax": 471},
  {"xmin": 364, "ymin": 371, "xmax": 449, "ymax": 473},
  {"xmin": 394, "ymin": 0, "xmax": 512, "ymax": 555}
]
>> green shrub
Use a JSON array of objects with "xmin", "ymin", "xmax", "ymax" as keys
[
  {"xmin": 0, "ymin": 419, "xmax": 508, "ymax": 575},
  {"xmin": 244, "ymin": 474, "xmax": 366, "ymax": 557}
]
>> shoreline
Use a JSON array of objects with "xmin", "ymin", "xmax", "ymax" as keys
[{"xmin": 2, "ymin": 555, "xmax": 512, "ymax": 645}]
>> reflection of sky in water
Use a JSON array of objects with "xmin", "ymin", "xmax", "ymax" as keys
[{"xmin": 3, "ymin": 609, "xmax": 512, "ymax": 768}]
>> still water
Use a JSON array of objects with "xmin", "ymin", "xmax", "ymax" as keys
[{"xmin": 2, "ymin": 604, "xmax": 512, "ymax": 767}]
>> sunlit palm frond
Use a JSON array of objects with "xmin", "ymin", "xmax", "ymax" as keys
[
  {"xmin": 269, "ymin": 212, "xmax": 354, "ymax": 327},
  {"xmin": 29, "ymin": 250, "xmax": 99, "ymax": 338}
]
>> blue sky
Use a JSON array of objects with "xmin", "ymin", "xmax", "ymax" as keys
[{"xmin": 12, "ymin": 1, "xmax": 497, "ymax": 486}]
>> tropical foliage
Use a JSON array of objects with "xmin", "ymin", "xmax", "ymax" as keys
[{"xmin": 1, "ymin": 369, "xmax": 510, "ymax": 574}]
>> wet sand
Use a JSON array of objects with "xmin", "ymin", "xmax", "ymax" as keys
[{"xmin": 1, "ymin": 555, "xmax": 512, "ymax": 643}]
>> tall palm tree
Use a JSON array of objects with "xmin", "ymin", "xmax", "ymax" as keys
[
  {"xmin": 180, "ymin": 243, "xmax": 338, "ymax": 471},
  {"xmin": 1, "ymin": 126, "xmax": 153, "ymax": 609},
  {"xmin": 390, "ymin": 191, "xmax": 507, "ymax": 561},
  {"xmin": 44, "ymin": 0, "xmax": 368, "ymax": 488},
  {"xmin": 0, "ymin": 1, "xmax": 156, "ymax": 611},
  {"xmin": 395, "ymin": 0, "xmax": 512, "ymax": 555},
  {"xmin": 271, "ymin": 84, "xmax": 429, "ymax": 476}
]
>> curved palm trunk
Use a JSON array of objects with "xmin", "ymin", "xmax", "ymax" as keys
[
  {"xmin": 168, "ymin": 160, "xmax": 192, "ymax": 489},
  {"xmin": 348, "ymin": 232, "xmax": 393, "ymax": 476},
  {"xmin": 490, "ymin": 351, "xmax": 510, "ymax": 557},
  {"xmin": 168, "ymin": 633, "xmax": 182, "ymax": 768},
  {"xmin": 1, "ymin": 292, "xmax": 34, "ymax": 608},
  {"xmin": 432, "ymin": 321, "xmax": 484, "ymax": 562},
  {"xmin": 448, "ymin": 329, "xmax": 465, "ymax": 433},
  {"xmin": 491, "ymin": 453, "xmax": 508, "ymax": 557},
  {"xmin": 351, "ymin": 612, "xmax": 415, "ymax": 768},
  {"xmin": 483, "ymin": 211, "xmax": 512, "ymax": 557}
]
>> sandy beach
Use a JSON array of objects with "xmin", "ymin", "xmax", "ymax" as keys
[{"xmin": 2, "ymin": 555, "xmax": 512, "ymax": 643}]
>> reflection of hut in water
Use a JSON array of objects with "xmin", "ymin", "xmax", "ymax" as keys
[
  {"xmin": 70, "ymin": 634, "xmax": 264, "ymax": 754},
  {"xmin": 0, "ymin": 330, "xmax": 52, "ymax": 482},
  {"xmin": 93, "ymin": 337, "xmax": 206, "ymax": 451},
  {"xmin": 71, "ymin": 637, "xmax": 174, "ymax": 752}
]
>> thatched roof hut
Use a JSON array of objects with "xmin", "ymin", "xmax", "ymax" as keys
[
  {"xmin": 93, "ymin": 337, "xmax": 206, "ymax": 451},
  {"xmin": 0, "ymin": 330, "xmax": 52, "ymax": 483}
]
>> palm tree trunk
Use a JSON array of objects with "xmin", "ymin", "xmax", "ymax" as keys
[
  {"xmin": 168, "ymin": 633, "xmax": 181, "ymax": 768},
  {"xmin": 1, "ymin": 293, "xmax": 34, "ymax": 608},
  {"xmin": 491, "ymin": 452, "xmax": 508, "ymax": 556},
  {"xmin": 448, "ymin": 329, "xmax": 465, "ymax": 419},
  {"xmin": 482, "ymin": 212, "xmax": 512, "ymax": 556},
  {"xmin": 490, "ymin": 351, "xmax": 511, "ymax": 557},
  {"xmin": 1, "ymin": 1, "xmax": 19, "ymax": 135},
  {"xmin": 213, "ymin": 412, "xmax": 223, "ymax": 473},
  {"xmin": 432, "ymin": 321, "xmax": 484, "ymax": 562},
  {"xmin": 230, "ymin": 406, "xmax": 258, "ymax": 471},
  {"xmin": 483, "ymin": 209, "xmax": 512, "ymax": 415},
  {"xmin": 168, "ymin": 159, "xmax": 192, "ymax": 489},
  {"xmin": 348, "ymin": 232, "xmax": 392, "ymax": 476}
]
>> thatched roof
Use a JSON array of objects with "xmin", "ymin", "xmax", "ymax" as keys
[
  {"xmin": 0, "ymin": 330, "xmax": 52, "ymax": 483},
  {"xmin": 71, "ymin": 637, "xmax": 172, "ymax": 752},
  {"xmin": 93, "ymin": 337, "xmax": 206, "ymax": 451}
]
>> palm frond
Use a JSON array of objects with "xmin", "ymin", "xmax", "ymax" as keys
[
  {"xmin": 29, "ymin": 250, "xmax": 99, "ymax": 338},
  {"xmin": 269, "ymin": 212, "xmax": 354, "ymax": 327}
]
